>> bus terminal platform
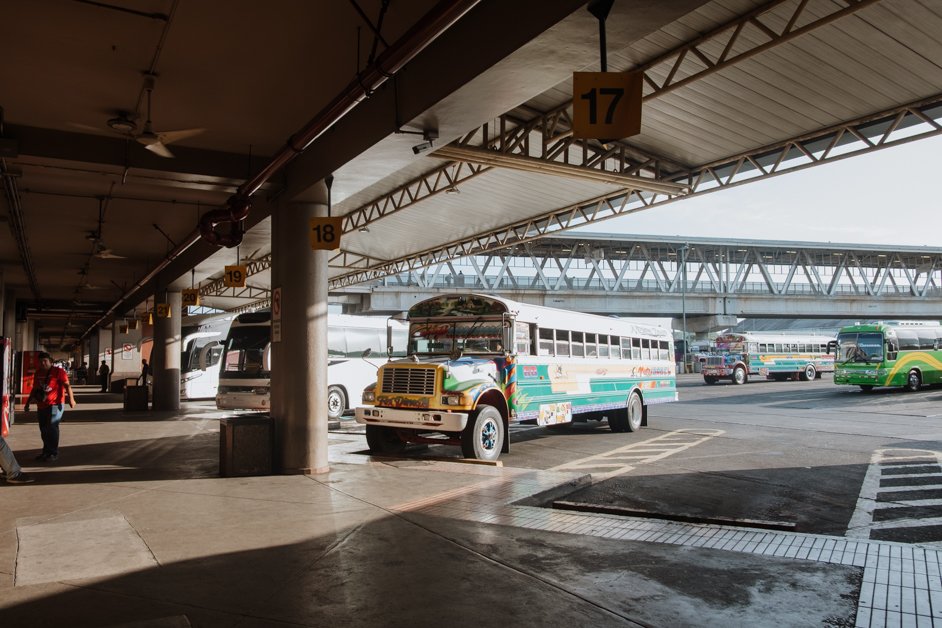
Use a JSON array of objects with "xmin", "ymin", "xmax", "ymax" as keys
[{"xmin": 0, "ymin": 384, "xmax": 931, "ymax": 627}]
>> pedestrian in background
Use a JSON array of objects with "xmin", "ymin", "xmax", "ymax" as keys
[
  {"xmin": 138, "ymin": 358, "xmax": 151, "ymax": 385},
  {"xmin": 24, "ymin": 352, "xmax": 76, "ymax": 462},
  {"xmin": 98, "ymin": 359, "xmax": 110, "ymax": 393}
]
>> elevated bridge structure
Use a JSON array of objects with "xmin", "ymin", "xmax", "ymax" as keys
[{"xmin": 325, "ymin": 233, "xmax": 942, "ymax": 326}]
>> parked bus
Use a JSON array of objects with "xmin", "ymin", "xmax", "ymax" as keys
[
  {"xmin": 700, "ymin": 332, "xmax": 834, "ymax": 385},
  {"xmin": 830, "ymin": 321, "xmax": 942, "ymax": 392},
  {"xmin": 355, "ymin": 293, "xmax": 677, "ymax": 461},
  {"xmin": 180, "ymin": 313, "xmax": 233, "ymax": 400},
  {"xmin": 215, "ymin": 312, "xmax": 408, "ymax": 420}
]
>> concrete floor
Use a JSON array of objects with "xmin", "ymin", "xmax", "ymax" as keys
[{"xmin": 0, "ymin": 386, "xmax": 923, "ymax": 627}]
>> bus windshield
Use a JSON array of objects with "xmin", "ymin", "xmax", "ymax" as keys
[
  {"xmin": 222, "ymin": 326, "xmax": 270, "ymax": 377},
  {"xmin": 836, "ymin": 332, "xmax": 883, "ymax": 363},
  {"xmin": 409, "ymin": 320, "xmax": 504, "ymax": 355}
]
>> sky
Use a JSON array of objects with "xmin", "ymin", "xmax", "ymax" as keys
[{"xmin": 580, "ymin": 134, "xmax": 942, "ymax": 247}]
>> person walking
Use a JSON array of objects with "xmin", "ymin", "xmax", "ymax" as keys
[
  {"xmin": 24, "ymin": 352, "xmax": 76, "ymax": 462},
  {"xmin": 98, "ymin": 359, "xmax": 110, "ymax": 393},
  {"xmin": 138, "ymin": 358, "xmax": 151, "ymax": 385},
  {"xmin": 0, "ymin": 435, "xmax": 35, "ymax": 483}
]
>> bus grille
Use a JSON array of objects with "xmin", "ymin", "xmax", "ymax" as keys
[
  {"xmin": 705, "ymin": 356, "xmax": 726, "ymax": 367},
  {"xmin": 381, "ymin": 367, "xmax": 437, "ymax": 396}
]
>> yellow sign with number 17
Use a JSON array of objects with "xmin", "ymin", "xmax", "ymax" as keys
[
  {"xmin": 572, "ymin": 71, "xmax": 643, "ymax": 141},
  {"xmin": 309, "ymin": 217, "xmax": 343, "ymax": 251}
]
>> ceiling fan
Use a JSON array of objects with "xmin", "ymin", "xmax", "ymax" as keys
[
  {"xmin": 86, "ymin": 231, "xmax": 127, "ymax": 259},
  {"xmin": 104, "ymin": 73, "xmax": 205, "ymax": 158}
]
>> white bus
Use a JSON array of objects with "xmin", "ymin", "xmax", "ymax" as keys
[
  {"xmin": 180, "ymin": 313, "xmax": 233, "ymax": 400},
  {"xmin": 215, "ymin": 311, "xmax": 407, "ymax": 420}
]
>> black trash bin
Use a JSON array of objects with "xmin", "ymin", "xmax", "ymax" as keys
[
  {"xmin": 123, "ymin": 383, "xmax": 148, "ymax": 411},
  {"xmin": 219, "ymin": 414, "xmax": 272, "ymax": 477}
]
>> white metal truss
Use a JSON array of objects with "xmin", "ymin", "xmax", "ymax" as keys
[{"xmin": 362, "ymin": 236, "xmax": 942, "ymax": 300}]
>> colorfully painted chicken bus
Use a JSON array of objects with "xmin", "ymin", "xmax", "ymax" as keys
[
  {"xmin": 700, "ymin": 332, "xmax": 835, "ymax": 385},
  {"xmin": 355, "ymin": 293, "xmax": 677, "ymax": 461}
]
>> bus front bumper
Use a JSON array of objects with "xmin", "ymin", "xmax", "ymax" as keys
[
  {"xmin": 355, "ymin": 406, "xmax": 468, "ymax": 432},
  {"xmin": 701, "ymin": 367, "xmax": 732, "ymax": 377}
]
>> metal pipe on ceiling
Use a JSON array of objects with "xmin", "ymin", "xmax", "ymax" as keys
[
  {"xmin": 199, "ymin": 0, "xmax": 481, "ymax": 246},
  {"xmin": 83, "ymin": 0, "xmax": 480, "ymax": 340}
]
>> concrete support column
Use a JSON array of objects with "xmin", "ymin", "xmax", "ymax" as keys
[
  {"xmin": 2, "ymin": 289, "xmax": 14, "ymax": 342},
  {"xmin": 152, "ymin": 291, "xmax": 182, "ymax": 411},
  {"xmin": 271, "ymin": 196, "xmax": 329, "ymax": 474}
]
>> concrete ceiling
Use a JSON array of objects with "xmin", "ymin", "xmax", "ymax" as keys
[{"xmin": 2, "ymin": 0, "xmax": 941, "ymax": 349}]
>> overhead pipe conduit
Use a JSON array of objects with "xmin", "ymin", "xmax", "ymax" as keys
[
  {"xmin": 84, "ymin": 0, "xmax": 479, "ymax": 339},
  {"xmin": 199, "ymin": 0, "xmax": 480, "ymax": 247}
]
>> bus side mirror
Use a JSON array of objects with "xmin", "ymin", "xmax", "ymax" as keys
[{"xmin": 826, "ymin": 340, "xmax": 837, "ymax": 356}]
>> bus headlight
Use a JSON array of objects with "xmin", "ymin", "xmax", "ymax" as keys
[
  {"xmin": 441, "ymin": 393, "xmax": 465, "ymax": 406},
  {"xmin": 362, "ymin": 390, "xmax": 376, "ymax": 403}
]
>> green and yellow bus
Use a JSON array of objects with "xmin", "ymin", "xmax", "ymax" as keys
[
  {"xmin": 355, "ymin": 294, "xmax": 677, "ymax": 461},
  {"xmin": 830, "ymin": 321, "xmax": 942, "ymax": 392}
]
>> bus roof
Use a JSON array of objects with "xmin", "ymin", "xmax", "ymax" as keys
[
  {"xmin": 408, "ymin": 293, "xmax": 672, "ymax": 340},
  {"xmin": 837, "ymin": 321, "xmax": 942, "ymax": 334},
  {"xmin": 715, "ymin": 332, "xmax": 835, "ymax": 344}
]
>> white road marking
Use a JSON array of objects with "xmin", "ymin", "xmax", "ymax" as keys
[
  {"xmin": 846, "ymin": 448, "xmax": 942, "ymax": 540},
  {"xmin": 549, "ymin": 428, "xmax": 724, "ymax": 482}
]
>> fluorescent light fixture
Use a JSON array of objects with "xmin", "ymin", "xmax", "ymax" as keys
[{"xmin": 433, "ymin": 144, "xmax": 688, "ymax": 196}]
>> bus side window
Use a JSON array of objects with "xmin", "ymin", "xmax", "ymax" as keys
[
  {"xmin": 609, "ymin": 335, "xmax": 619, "ymax": 357},
  {"xmin": 556, "ymin": 330, "xmax": 571, "ymax": 357},
  {"xmin": 537, "ymin": 328, "xmax": 554, "ymax": 356},
  {"xmin": 515, "ymin": 322, "xmax": 531, "ymax": 356},
  {"xmin": 585, "ymin": 333, "xmax": 597, "ymax": 357},
  {"xmin": 620, "ymin": 337, "xmax": 631, "ymax": 360},
  {"xmin": 571, "ymin": 331, "xmax": 585, "ymax": 357},
  {"xmin": 631, "ymin": 337, "xmax": 641, "ymax": 360},
  {"xmin": 659, "ymin": 340, "xmax": 669, "ymax": 360},
  {"xmin": 597, "ymin": 335, "xmax": 609, "ymax": 358}
]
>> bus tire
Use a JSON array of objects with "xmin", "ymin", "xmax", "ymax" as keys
[
  {"xmin": 859, "ymin": 385, "xmax": 874, "ymax": 392},
  {"xmin": 461, "ymin": 405, "xmax": 504, "ymax": 461},
  {"xmin": 906, "ymin": 370, "xmax": 921, "ymax": 392},
  {"xmin": 326, "ymin": 386, "xmax": 346, "ymax": 421},
  {"xmin": 704, "ymin": 376, "xmax": 718, "ymax": 385},
  {"xmin": 732, "ymin": 366, "xmax": 748, "ymax": 385},
  {"xmin": 365, "ymin": 425, "xmax": 407, "ymax": 455},
  {"xmin": 609, "ymin": 392, "xmax": 643, "ymax": 433},
  {"xmin": 800, "ymin": 364, "xmax": 816, "ymax": 381}
]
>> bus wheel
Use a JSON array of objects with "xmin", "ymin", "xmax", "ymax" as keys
[
  {"xmin": 704, "ymin": 376, "xmax": 718, "ymax": 385},
  {"xmin": 365, "ymin": 425, "xmax": 406, "ymax": 455},
  {"xmin": 461, "ymin": 405, "xmax": 504, "ymax": 461},
  {"xmin": 326, "ymin": 386, "xmax": 346, "ymax": 421},
  {"xmin": 859, "ymin": 385, "xmax": 874, "ymax": 392},
  {"xmin": 800, "ymin": 364, "xmax": 817, "ymax": 381},
  {"xmin": 732, "ymin": 367, "xmax": 748, "ymax": 385},
  {"xmin": 609, "ymin": 392, "xmax": 643, "ymax": 433},
  {"xmin": 906, "ymin": 370, "xmax": 922, "ymax": 392}
]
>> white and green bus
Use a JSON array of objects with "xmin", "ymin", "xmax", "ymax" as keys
[
  {"xmin": 355, "ymin": 293, "xmax": 677, "ymax": 461},
  {"xmin": 830, "ymin": 321, "xmax": 942, "ymax": 392}
]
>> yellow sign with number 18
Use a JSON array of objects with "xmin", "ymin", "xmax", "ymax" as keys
[{"xmin": 309, "ymin": 217, "xmax": 343, "ymax": 251}]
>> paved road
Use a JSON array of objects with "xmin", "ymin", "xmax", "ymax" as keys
[{"xmin": 346, "ymin": 374, "xmax": 942, "ymax": 544}]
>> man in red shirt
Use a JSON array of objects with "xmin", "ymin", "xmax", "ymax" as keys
[{"xmin": 24, "ymin": 352, "xmax": 76, "ymax": 462}]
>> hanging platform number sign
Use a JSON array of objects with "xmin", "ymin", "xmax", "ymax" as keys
[
  {"xmin": 181, "ymin": 289, "xmax": 201, "ymax": 308},
  {"xmin": 156, "ymin": 303, "xmax": 171, "ymax": 319},
  {"xmin": 224, "ymin": 265, "xmax": 247, "ymax": 288},
  {"xmin": 572, "ymin": 71, "xmax": 643, "ymax": 141},
  {"xmin": 309, "ymin": 217, "xmax": 343, "ymax": 251}
]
